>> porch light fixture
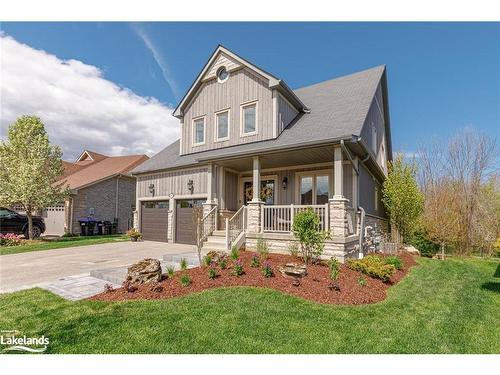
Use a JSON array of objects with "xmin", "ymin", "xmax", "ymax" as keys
[
  {"xmin": 187, "ymin": 179, "xmax": 194, "ymax": 194},
  {"xmin": 282, "ymin": 176, "xmax": 288, "ymax": 190},
  {"xmin": 149, "ymin": 183, "xmax": 155, "ymax": 196}
]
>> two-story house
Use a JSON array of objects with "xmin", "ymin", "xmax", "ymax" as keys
[{"xmin": 132, "ymin": 46, "xmax": 392, "ymax": 261}]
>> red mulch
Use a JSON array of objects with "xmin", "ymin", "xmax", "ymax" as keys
[{"xmin": 89, "ymin": 251, "xmax": 417, "ymax": 305}]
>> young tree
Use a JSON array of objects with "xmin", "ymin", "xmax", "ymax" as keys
[
  {"xmin": 292, "ymin": 209, "xmax": 330, "ymax": 264},
  {"xmin": 0, "ymin": 116, "xmax": 67, "ymax": 239},
  {"xmin": 382, "ymin": 154, "xmax": 424, "ymax": 243}
]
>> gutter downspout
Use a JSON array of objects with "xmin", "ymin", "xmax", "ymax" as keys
[{"xmin": 115, "ymin": 175, "xmax": 121, "ymax": 221}]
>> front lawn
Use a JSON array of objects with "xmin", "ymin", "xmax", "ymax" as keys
[
  {"xmin": 0, "ymin": 257, "xmax": 498, "ymax": 353},
  {"xmin": 0, "ymin": 235, "xmax": 128, "ymax": 256}
]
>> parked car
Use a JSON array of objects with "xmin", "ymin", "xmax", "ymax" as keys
[{"xmin": 0, "ymin": 207, "xmax": 46, "ymax": 238}]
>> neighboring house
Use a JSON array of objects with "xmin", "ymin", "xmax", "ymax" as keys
[
  {"xmin": 41, "ymin": 150, "xmax": 149, "ymax": 236},
  {"xmin": 132, "ymin": 46, "xmax": 392, "ymax": 261}
]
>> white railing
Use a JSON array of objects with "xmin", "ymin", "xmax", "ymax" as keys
[
  {"xmin": 200, "ymin": 205, "xmax": 217, "ymax": 243},
  {"xmin": 262, "ymin": 204, "xmax": 329, "ymax": 233},
  {"xmin": 225, "ymin": 205, "xmax": 246, "ymax": 249}
]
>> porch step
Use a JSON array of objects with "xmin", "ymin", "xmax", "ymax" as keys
[
  {"xmin": 211, "ymin": 230, "xmax": 226, "ymax": 237},
  {"xmin": 162, "ymin": 254, "xmax": 201, "ymax": 267}
]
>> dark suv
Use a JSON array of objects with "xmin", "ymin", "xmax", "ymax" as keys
[{"xmin": 0, "ymin": 207, "xmax": 46, "ymax": 238}]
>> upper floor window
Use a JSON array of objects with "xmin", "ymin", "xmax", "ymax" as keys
[
  {"xmin": 193, "ymin": 116, "xmax": 205, "ymax": 146},
  {"xmin": 215, "ymin": 109, "xmax": 229, "ymax": 141},
  {"xmin": 217, "ymin": 67, "xmax": 229, "ymax": 83},
  {"xmin": 241, "ymin": 102, "xmax": 257, "ymax": 136}
]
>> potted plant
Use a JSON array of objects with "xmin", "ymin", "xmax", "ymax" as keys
[{"xmin": 126, "ymin": 228, "xmax": 142, "ymax": 242}]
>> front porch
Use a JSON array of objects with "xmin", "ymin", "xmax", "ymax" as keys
[{"xmin": 199, "ymin": 143, "xmax": 364, "ymax": 261}]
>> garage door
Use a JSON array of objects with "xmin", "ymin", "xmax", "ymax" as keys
[
  {"xmin": 175, "ymin": 199, "xmax": 204, "ymax": 245},
  {"xmin": 42, "ymin": 203, "xmax": 66, "ymax": 236},
  {"xmin": 141, "ymin": 201, "xmax": 169, "ymax": 242}
]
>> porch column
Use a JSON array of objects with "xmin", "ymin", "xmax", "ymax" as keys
[
  {"xmin": 247, "ymin": 156, "xmax": 263, "ymax": 234},
  {"xmin": 206, "ymin": 162, "xmax": 215, "ymax": 204},
  {"xmin": 329, "ymin": 145, "xmax": 350, "ymax": 237},
  {"xmin": 218, "ymin": 165, "xmax": 225, "ymax": 210}
]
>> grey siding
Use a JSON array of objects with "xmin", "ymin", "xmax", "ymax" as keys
[
  {"xmin": 224, "ymin": 170, "xmax": 239, "ymax": 211},
  {"xmin": 181, "ymin": 68, "xmax": 274, "ymax": 155},
  {"xmin": 72, "ymin": 176, "xmax": 136, "ymax": 234},
  {"xmin": 359, "ymin": 163, "xmax": 385, "ymax": 217},
  {"xmin": 137, "ymin": 167, "xmax": 208, "ymax": 198},
  {"xmin": 277, "ymin": 93, "xmax": 299, "ymax": 134}
]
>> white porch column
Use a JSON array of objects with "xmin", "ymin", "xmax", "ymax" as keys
[
  {"xmin": 206, "ymin": 162, "xmax": 215, "ymax": 204},
  {"xmin": 218, "ymin": 165, "xmax": 225, "ymax": 210},
  {"xmin": 330, "ymin": 145, "xmax": 350, "ymax": 238},
  {"xmin": 333, "ymin": 145, "xmax": 344, "ymax": 198},
  {"xmin": 252, "ymin": 156, "xmax": 261, "ymax": 202}
]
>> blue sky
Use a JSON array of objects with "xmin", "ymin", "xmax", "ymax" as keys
[{"xmin": 1, "ymin": 22, "xmax": 499, "ymax": 158}]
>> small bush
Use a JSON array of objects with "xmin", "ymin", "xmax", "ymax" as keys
[
  {"xmin": 262, "ymin": 260, "xmax": 273, "ymax": 278},
  {"xmin": 385, "ymin": 255, "xmax": 403, "ymax": 270},
  {"xmin": 358, "ymin": 276, "xmax": 367, "ymax": 287},
  {"xmin": 208, "ymin": 267, "xmax": 217, "ymax": 279},
  {"xmin": 219, "ymin": 257, "xmax": 228, "ymax": 269},
  {"xmin": 103, "ymin": 283, "xmax": 114, "ymax": 293},
  {"xmin": 126, "ymin": 228, "xmax": 142, "ymax": 240},
  {"xmin": 232, "ymin": 259, "xmax": 244, "ymax": 276},
  {"xmin": 203, "ymin": 254, "xmax": 213, "ymax": 267},
  {"xmin": 292, "ymin": 209, "xmax": 330, "ymax": 264},
  {"xmin": 328, "ymin": 257, "xmax": 340, "ymax": 280},
  {"xmin": 250, "ymin": 255, "xmax": 260, "ymax": 267},
  {"xmin": 180, "ymin": 258, "xmax": 188, "ymax": 271},
  {"xmin": 0, "ymin": 233, "xmax": 24, "ymax": 247},
  {"xmin": 348, "ymin": 255, "xmax": 396, "ymax": 282},
  {"xmin": 166, "ymin": 266, "xmax": 175, "ymax": 279},
  {"xmin": 230, "ymin": 246, "xmax": 240, "ymax": 260},
  {"xmin": 287, "ymin": 242, "xmax": 300, "ymax": 258},
  {"xmin": 180, "ymin": 274, "xmax": 191, "ymax": 287},
  {"xmin": 256, "ymin": 237, "xmax": 269, "ymax": 259},
  {"xmin": 409, "ymin": 229, "xmax": 440, "ymax": 257}
]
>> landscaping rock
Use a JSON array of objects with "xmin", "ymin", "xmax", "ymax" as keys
[
  {"xmin": 279, "ymin": 263, "xmax": 307, "ymax": 278},
  {"xmin": 126, "ymin": 258, "xmax": 161, "ymax": 284},
  {"xmin": 403, "ymin": 245, "xmax": 420, "ymax": 256}
]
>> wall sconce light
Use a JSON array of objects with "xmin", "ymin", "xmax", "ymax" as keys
[
  {"xmin": 282, "ymin": 176, "xmax": 288, "ymax": 190},
  {"xmin": 187, "ymin": 179, "xmax": 194, "ymax": 194},
  {"xmin": 149, "ymin": 183, "xmax": 155, "ymax": 196}
]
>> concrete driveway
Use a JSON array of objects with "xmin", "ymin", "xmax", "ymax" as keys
[{"xmin": 0, "ymin": 241, "xmax": 196, "ymax": 293}]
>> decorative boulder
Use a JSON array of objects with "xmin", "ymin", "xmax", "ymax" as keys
[
  {"xmin": 126, "ymin": 258, "xmax": 162, "ymax": 284},
  {"xmin": 279, "ymin": 263, "xmax": 307, "ymax": 278},
  {"xmin": 403, "ymin": 245, "xmax": 420, "ymax": 256}
]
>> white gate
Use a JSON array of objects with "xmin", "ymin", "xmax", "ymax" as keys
[{"xmin": 42, "ymin": 203, "xmax": 66, "ymax": 236}]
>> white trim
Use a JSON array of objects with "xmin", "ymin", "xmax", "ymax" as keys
[
  {"xmin": 240, "ymin": 161, "xmax": 334, "ymax": 175},
  {"xmin": 192, "ymin": 115, "xmax": 206, "ymax": 146},
  {"xmin": 238, "ymin": 174, "xmax": 279, "ymax": 206},
  {"xmin": 272, "ymin": 90, "xmax": 277, "ymax": 138},
  {"xmin": 295, "ymin": 169, "xmax": 334, "ymax": 205},
  {"xmin": 214, "ymin": 108, "xmax": 230, "ymax": 142},
  {"xmin": 240, "ymin": 100, "xmax": 258, "ymax": 137},
  {"xmin": 138, "ymin": 194, "xmax": 207, "ymax": 202}
]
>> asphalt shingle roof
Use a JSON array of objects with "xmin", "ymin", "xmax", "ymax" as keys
[{"xmin": 133, "ymin": 65, "xmax": 385, "ymax": 174}]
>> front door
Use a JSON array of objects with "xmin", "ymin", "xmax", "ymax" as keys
[
  {"xmin": 175, "ymin": 199, "xmax": 204, "ymax": 245},
  {"xmin": 242, "ymin": 179, "xmax": 276, "ymax": 205}
]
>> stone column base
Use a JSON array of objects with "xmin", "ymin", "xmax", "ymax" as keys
[
  {"xmin": 329, "ymin": 197, "xmax": 350, "ymax": 237},
  {"xmin": 246, "ymin": 201, "xmax": 264, "ymax": 234}
]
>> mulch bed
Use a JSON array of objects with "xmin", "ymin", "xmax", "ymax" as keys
[{"xmin": 89, "ymin": 251, "xmax": 417, "ymax": 305}]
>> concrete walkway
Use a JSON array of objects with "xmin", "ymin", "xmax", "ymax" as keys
[{"xmin": 0, "ymin": 241, "xmax": 196, "ymax": 294}]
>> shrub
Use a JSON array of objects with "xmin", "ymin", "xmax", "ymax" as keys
[
  {"xmin": 385, "ymin": 255, "xmax": 403, "ymax": 270},
  {"xmin": 287, "ymin": 242, "xmax": 300, "ymax": 258},
  {"xmin": 292, "ymin": 209, "xmax": 330, "ymax": 264},
  {"xmin": 166, "ymin": 266, "xmax": 175, "ymax": 279},
  {"xmin": 262, "ymin": 260, "xmax": 273, "ymax": 278},
  {"xmin": 208, "ymin": 266, "xmax": 217, "ymax": 279},
  {"xmin": 203, "ymin": 254, "xmax": 213, "ymax": 267},
  {"xmin": 256, "ymin": 237, "xmax": 269, "ymax": 259},
  {"xmin": 219, "ymin": 257, "xmax": 228, "ymax": 269},
  {"xmin": 358, "ymin": 276, "xmax": 367, "ymax": 287},
  {"xmin": 409, "ymin": 229, "xmax": 440, "ymax": 257},
  {"xmin": 348, "ymin": 255, "xmax": 396, "ymax": 282},
  {"xmin": 328, "ymin": 257, "xmax": 340, "ymax": 281},
  {"xmin": 180, "ymin": 258, "xmax": 188, "ymax": 271},
  {"xmin": 126, "ymin": 228, "xmax": 142, "ymax": 240},
  {"xmin": 103, "ymin": 283, "xmax": 114, "ymax": 293},
  {"xmin": 0, "ymin": 233, "xmax": 24, "ymax": 247},
  {"xmin": 250, "ymin": 255, "xmax": 260, "ymax": 267},
  {"xmin": 180, "ymin": 274, "xmax": 191, "ymax": 287},
  {"xmin": 232, "ymin": 259, "xmax": 244, "ymax": 276},
  {"xmin": 230, "ymin": 246, "xmax": 240, "ymax": 260}
]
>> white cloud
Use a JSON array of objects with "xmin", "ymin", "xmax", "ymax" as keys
[{"xmin": 0, "ymin": 34, "xmax": 180, "ymax": 160}]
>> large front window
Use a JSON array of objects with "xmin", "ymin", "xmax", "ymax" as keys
[
  {"xmin": 242, "ymin": 102, "xmax": 257, "ymax": 135},
  {"xmin": 194, "ymin": 117, "xmax": 205, "ymax": 145},
  {"xmin": 299, "ymin": 174, "xmax": 330, "ymax": 205}
]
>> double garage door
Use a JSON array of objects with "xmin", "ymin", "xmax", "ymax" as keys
[{"xmin": 141, "ymin": 199, "xmax": 203, "ymax": 244}]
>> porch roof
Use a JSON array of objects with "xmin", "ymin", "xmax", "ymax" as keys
[{"xmin": 133, "ymin": 65, "xmax": 385, "ymax": 175}]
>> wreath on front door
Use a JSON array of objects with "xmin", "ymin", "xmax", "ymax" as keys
[{"xmin": 245, "ymin": 185, "xmax": 274, "ymax": 201}]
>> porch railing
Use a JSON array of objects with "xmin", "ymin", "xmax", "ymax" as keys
[
  {"xmin": 262, "ymin": 204, "xmax": 329, "ymax": 233},
  {"xmin": 200, "ymin": 205, "xmax": 217, "ymax": 243},
  {"xmin": 225, "ymin": 205, "xmax": 246, "ymax": 249}
]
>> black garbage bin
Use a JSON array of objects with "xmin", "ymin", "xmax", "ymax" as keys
[
  {"xmin": 96, "ymin": 221, "xmax": 104, "ymax": 235},
  {"xmin": 78, "ymin": 219, "xmax": 88, "ymax": 236},
  {"xmin": 87, "ymin": 219, "xmax": 96, "ymax": 236},
  {"xmin": 103, "ymin": 221, "xmax": 112, "ymax": 235}
]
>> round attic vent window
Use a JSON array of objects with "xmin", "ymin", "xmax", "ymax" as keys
[{"xmin": 217, "ymin": 67, "xmax": 229, "ymax": 83}]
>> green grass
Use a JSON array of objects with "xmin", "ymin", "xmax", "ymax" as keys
[
  {"xmin": 0, "ymin": 235, "xmax": 128, "ymax": 255},
  {"xmin": 0, "ymin": 257, "xmax": 498, "ymax": 353}
]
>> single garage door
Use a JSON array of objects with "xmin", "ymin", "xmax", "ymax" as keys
[
  {"xmin": 141, "ymin": 201, "xmax": 169, "ymax": 242},
  {"xmin": 175, "ymin": 199, "xmax": 204, "ymax": 245},
  {"xmin": 42, "ymin": 203, "xmax": 66, "ymax": 236}
]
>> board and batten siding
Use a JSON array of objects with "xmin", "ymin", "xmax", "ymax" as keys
[
  {"xmin": 181, "ymin": 68, "xmax": 274, "ymax": 155},
  {"xmin": 137, "ymin": 167, "xmax": 208, "ymax": 198},
  {"xmin": 359, "ymin": 163, "xmax": 385, "ymax": 218},
  {"xmin": 277, "ymin": 92, "xmax": 299, "ymax": 134},
  {"xmin": 203, "ymin": 53, "xmax": 242, "ymax": 81}
]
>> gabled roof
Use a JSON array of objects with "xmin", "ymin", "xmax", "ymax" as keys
[
  {"xmin": 173, "ymin": 45, "xmax": 308, "ymax": 118},
  {"xmin": 133, "ymin": 65, "xmax": 386, "ymax": 175},
  {"xmin": 76, "ymin": 149, "xmax": 107, "ymax": 163},
  {"xmin": 59, "ymin": 152, "xmax": 149, "ymax": 190}
]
